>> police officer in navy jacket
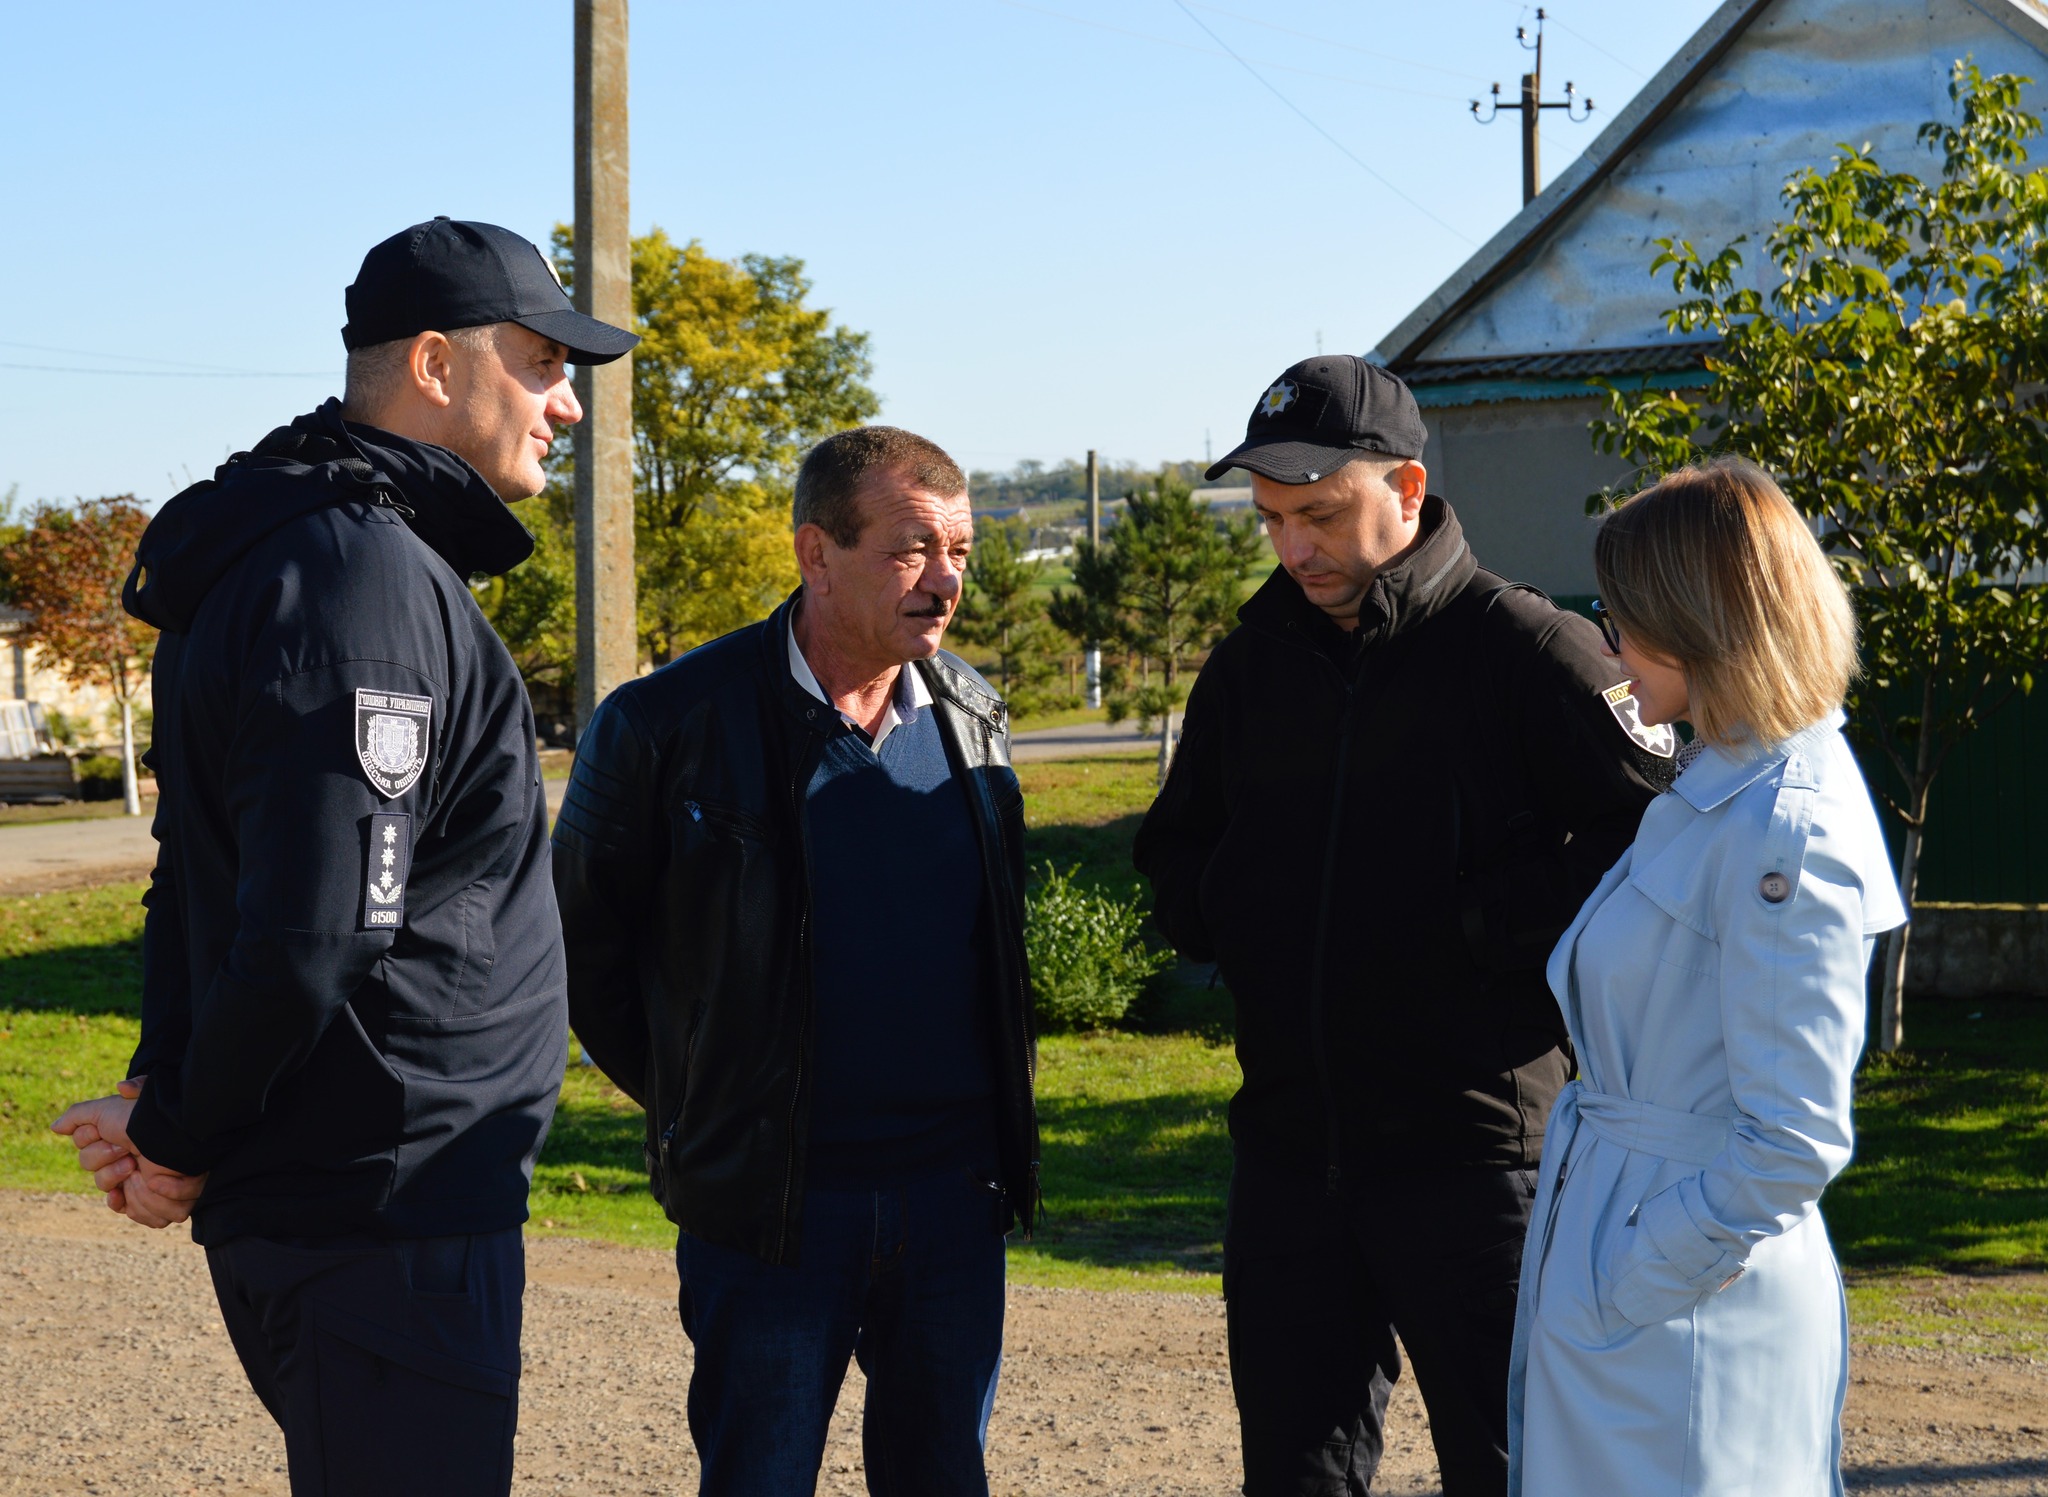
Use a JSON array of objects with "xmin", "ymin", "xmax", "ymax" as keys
[{"xmin": 52, "ymin": 219, "xmax": 636, "ymax": 1497}]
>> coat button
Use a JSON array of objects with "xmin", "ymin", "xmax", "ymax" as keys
[{"xmin": 1759, "ymin": 871, "xmax": 1791, "ymax": 903}]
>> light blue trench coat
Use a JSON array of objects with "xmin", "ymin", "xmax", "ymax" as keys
[{"xmin": 1507, "ymin": 712, "xmax": 1906, "ymax": 1497}]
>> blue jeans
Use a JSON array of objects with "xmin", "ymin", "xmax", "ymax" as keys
[{"xmin": 676, "ymin": 1166, "xmax": 1008, "ymax": 1497}]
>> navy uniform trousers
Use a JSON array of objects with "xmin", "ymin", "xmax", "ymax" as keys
[
  {"xmin": 1224, "ymin": 1162, "xmax": 1540, "ymax": 1497},
  {"xmin": 206, "ymin": 1227, "xmax": 524, "ymax": 1496}
]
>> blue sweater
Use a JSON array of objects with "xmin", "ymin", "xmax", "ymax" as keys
[{"xmin": 804, "ymin": 700, "xmax": 997, "ymax": 1187}]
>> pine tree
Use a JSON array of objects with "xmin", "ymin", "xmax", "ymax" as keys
[
  {"xmin": 1049, "ymin": 471, "xmax": 1261, "ymax": 775},
  {"xmin": 953, "ymin": 519, "xmax": 1067, "ymax": 715}
]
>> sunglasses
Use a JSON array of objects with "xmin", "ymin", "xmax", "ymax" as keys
[{"xmin": 1591, "ymin": 599, "xmax": 1621, "ymax": 655}]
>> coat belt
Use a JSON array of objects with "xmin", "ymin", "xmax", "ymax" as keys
[{"xmin": 1570, "ymin": 1085, "xmax": 1732, "ymax": 1168}]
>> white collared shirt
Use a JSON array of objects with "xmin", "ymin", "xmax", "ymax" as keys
[{"xmin": 787, "ymin": 616, "xmax": 933, "ymax": 754}]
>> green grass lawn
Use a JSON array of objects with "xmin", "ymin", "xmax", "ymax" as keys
[
  {"xmin": 0, "ymin": 798, "xmax": 158, "ymax": 827},
  {"xmin": 0, "ymin": 882, "xmax": 148, "ymax": 1191},
  {"xmin": 4, "ymin": 774, "xmax": 2046, "ymax": 1321}
]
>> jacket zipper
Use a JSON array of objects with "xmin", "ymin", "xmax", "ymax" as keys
[
  {"xmin": 976, "ymin": 704, "xmax": 1040, "ymax": 1238},
  {"xmin": 1307, "ymin": 669, "xmax": 1359, "ymax": 1197},
  {"xmin": 776, "ymin": 737, "xmax": 821, "ymax": 1265}
]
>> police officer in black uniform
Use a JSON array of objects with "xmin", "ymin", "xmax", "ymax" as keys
[
  {"xmin": 1133, "ymin": 357, "xmax": 1673, "ymax": 1497},
  {"xmin": 52, "ymin": 219, "xmax": 636, "ymax": 1497}
]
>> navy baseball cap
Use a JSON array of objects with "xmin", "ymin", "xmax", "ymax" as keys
[
  {"xmin": 342, "ymin": 217, "xmax": 638, "ymax": 364},
  {"xmin": 1206, "ymin": 355, "xmax": 1427, "ymax": 484}
]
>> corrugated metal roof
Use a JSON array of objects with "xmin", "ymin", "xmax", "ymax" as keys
[
  {"xmin": 1370, "ymin": 0, "xmax": 2048, "ymax": 369},
  {"xmin": 1395, "ymin": 345, "xmax": 1712, "ymax": 384}
]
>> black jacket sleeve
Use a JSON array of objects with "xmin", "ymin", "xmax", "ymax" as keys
[
  {"xmin": 1515, "ymin": 607, "xmax": 1670, "ymax": 884},
  {"xmin": 1132, "ymin": 665, "xmax": 1230, "ymax": 962},
  {"xmin": 125, "ymin": 658, "xmax": 434, "ymax": 1173},
  {"xmin": 128, "ymin": 845, "xmax": 192, "ymax": 1084},
  {"xmin": 550, "ymin": 691, "xmax": 661, "ymax": 1106}
]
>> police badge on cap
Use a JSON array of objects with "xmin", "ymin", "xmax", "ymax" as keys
[{"xmin": 355, "ymin": 688, "xmax": 432, "ymax": 797}]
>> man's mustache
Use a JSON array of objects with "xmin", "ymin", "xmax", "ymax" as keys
[{"xmin": 905, "ymin": 598, "xmax": 950, "ymax": 620}]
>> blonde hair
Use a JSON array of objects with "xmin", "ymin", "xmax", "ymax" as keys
[{"xmin": 1593, "ymin": 458, "xmax": 1857, "ymax": 748}]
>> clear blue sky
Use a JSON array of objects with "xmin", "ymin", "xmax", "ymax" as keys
[{"xmin": 2, "ymin": 0, "xmax": 1720, "ymax": 506}]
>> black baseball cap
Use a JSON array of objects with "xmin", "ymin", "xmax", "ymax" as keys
[
  {"xmin": 342, "ymin": 217, "xmax": 639, "ymax": 364},
  {"xmin": 1205, "ymin": 355, "xmax": 1427, "ymax": 484}
]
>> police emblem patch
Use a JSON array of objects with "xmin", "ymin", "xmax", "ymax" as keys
[
  {"xmin": 1600, "ymin": 681, "xmax": 1677, "ymax": 759},
  {"xmin": 354, "ymin": 688, "xmax": 432, "ymax": 798},
  {"xmin": 1257, "ymin": 380, "xmax": 1298, "ymax": 418}
]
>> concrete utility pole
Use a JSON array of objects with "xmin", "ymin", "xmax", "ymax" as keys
[
  {"xmin": 1470, "ymin": 8, "xmax": 1594, "ymax": 205},
  {"xmin": 1084, "ymin": 449, "xmax": 1102, "ymax": 711},
  {"xmin": 574, "ymin": 0, "xmax": 635, "ymax": 734}
]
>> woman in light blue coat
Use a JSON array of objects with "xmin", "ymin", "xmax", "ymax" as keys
[{"xmin": 1507, "ymin": 459, "xmax": 1906, "ymax": 1497}]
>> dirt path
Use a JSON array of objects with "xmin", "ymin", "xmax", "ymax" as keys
[{"xmin": 4, "ymin": 1194, "xmax": 2044, "ymax": 1495}]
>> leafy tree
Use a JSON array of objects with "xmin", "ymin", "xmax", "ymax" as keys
[
  {"xmin": 1049, "ymin": 471, "xmax": 1261, "ymax": 775},
  {"xmin": 1590, "ymin": 61, "xmax": 2048, "ymax": 1050},
  {"xmin": 953, "ymin": 519, "xmax": 1068, "ymax": 716},
  {"xmin": 551, "ymin": 226, "xmax": 881, "ymax": 664},
  {"xmin": 3, "ymin": 498, "xmax": 155, "ymax": 814},
  {"xmin": 469, "ymin": 468, "xmax": 578, "ymax": 735}
]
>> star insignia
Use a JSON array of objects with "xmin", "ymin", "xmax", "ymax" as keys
[{"xmin": 1258, "ymin": 380, "xmax": 1298, "ymax": 418}]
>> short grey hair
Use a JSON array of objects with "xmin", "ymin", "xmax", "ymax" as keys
[
  {"xmin": 793, "ymin": 426, "xmax": 966, "ymax": 549},
  {"xmin": 342, "ymin": 323, "xmax": 501, "ymax": 422}
]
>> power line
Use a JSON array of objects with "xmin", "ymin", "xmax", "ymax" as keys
[
  {"xmin": 0, "ymin": 362, "xmax": 331, "ymax": 379},
  {"xmin": 1179, "ymin": 1, "xmax": 1493, "ymax": 86},
  {"xmin": 1167, "ymin": 1, "xmax": 1478, "ymax": 246},
  {"xmin": 990, "ymin": 0, "xmax": 1468, "ymax": 103},
  {"xmin": 1499, "ymin": 0, "xmax": 1650, "ymax": 79},
  {"xmin": 0, "ymin": 339, "xmax": 330, "ymax": 377}
]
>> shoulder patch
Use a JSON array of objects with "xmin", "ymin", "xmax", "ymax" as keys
[
  {"xmin": 1600, "ymin": 682, "xmax": 1677, "ymax": 759},
  {"xmin": 355, "ymin": 688, "xmax": 431, "ymax": 797},
  {"xmin": 363, "ymin": 813, "xmax": 412, "ymax": 930}
]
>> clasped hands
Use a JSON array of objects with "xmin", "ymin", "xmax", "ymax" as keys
[{"xmin": 51, "ymin": 1078, "xmax": 208, "ymax": 1229}]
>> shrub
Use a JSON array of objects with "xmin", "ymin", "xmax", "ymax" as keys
[
  {"xmin": 74, "ymin": 754, "xmax": 124, "ymax": 801},
  {"xmin": 1024, "ymin": 862, "xmax": 1172, "ymax": 1032}
]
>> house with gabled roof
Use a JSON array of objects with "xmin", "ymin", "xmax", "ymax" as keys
[{"xmin": 1369, "ymin": 0, "xmax": 2048, "ymax": 599}]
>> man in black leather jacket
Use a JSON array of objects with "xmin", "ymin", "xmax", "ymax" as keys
[
  {"xmin": 51, "ymin": 219, "xmax": 637, "ymax": 1496},
  {"xmin": 1134, "ymin": 357, "xmax": 1671, "ymax": 1497},
  {"xmin": 553, "ymin": 425, "xmax": 1038, "ymax": 1497}
]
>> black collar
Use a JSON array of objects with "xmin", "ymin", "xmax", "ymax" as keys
[
  {"xmin": 1239, "ymin": 494, "xmax": 1476, "ymax": 660},
  {"xmin": 257, "ymin": 398, "xmax": 537, "ymax": 579}
]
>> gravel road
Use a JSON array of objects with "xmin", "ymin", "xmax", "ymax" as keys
[
  {"xmin": 0, "ymin": 781, "xmax": 571, "ymax": 898},
  {"xmin": 5, "ymin": 1192, "xmax": 2044, "ymax": 1495}
]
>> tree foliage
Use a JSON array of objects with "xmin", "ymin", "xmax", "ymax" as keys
[
  {"xmin": 3, "ymin": 497, "xmax": 156, "ymax": 811},
  {"xmin": 952, "ymin": 519, "xmax": 1069, "ymax": 716},
  {"xmin": 1024, "ymin": 863, "xmax": 1173, "ymax": 1032},
  {"xmin": 1048, "ymin": 472, "xmax": 1261, "ymax": 727},
  {"xmin": 534, "ymin": 227, "xmax": 881, "ymax": 668},
  {"xmin": 468, "ymin": 468, "xmax": 577, "ymax": 729},
  {"xmin": 5, "ymin": 498, "xmax": 154, "ymax": 703},
  {"xmin": 1591, "ymin": 61, "xmax": 2048, "ymax": 1048},
  {"xmin": 547, "ymin": 225, "xmax": 881, "ymax": 665},
  {"xmin": 968, "ymin": 456, "xmax": 1234, "ymax": 510}
]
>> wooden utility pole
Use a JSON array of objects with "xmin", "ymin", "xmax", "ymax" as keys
[
  {"xmin": 1084, "ymin": 449, "xmax": 1102, "ymax": 710},
  {"xmin": 574, "ymin": 0, "xmax": 635, "ymax": 732},
  {"xmin": 1470, "ymin": 8, "xmax": 1593, "ymax": 205}
]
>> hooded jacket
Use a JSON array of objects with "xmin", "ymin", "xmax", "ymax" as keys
[
  {"xmin": 1133, "ymin": 497, "xmax": 1672, "ymax": 1186},
  {"xmin": 121, "ymin": 398, "xmax": 567, "ymax": 1245}
]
